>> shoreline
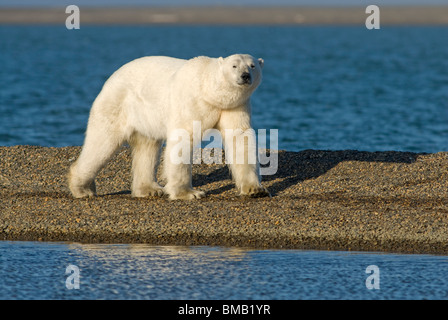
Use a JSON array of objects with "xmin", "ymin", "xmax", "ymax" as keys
[
  {"xmin": 1, "ymin": 145, "xmax": 448, "ymax": 254},
  {"xmin": 1, "ymin": 6, "xmax": 448, "ymax": 25}
]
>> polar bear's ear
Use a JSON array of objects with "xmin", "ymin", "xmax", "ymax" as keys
[
  {"xmin": 258, "ymin": 58, "xmax": 264, "ymax": 69},
  {"xmin": 218, "ymin": 57, "xmax": 224, "ymax": 65}
]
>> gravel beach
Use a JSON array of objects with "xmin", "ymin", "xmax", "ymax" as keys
[{"xmin": 1, "ymin": 145, "xmax": 447, "ymax": 254}]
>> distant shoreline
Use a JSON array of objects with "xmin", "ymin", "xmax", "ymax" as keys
[{"xmin": 1, "ymin": 6, "xmax": 448, "ymax": 25}]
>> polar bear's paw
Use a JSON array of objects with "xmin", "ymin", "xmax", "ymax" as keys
[
  {"xmin": 68, "ymin": 169, "xmax": 96, "ymax": 198},
  {"xmin": 69, "ymin": 181, "xmax": 96, "ymax": 198},
  {"xmin": 240, "ymin": 184, "xmax": 271, "ymax": 198},
  {"xmin": 168, "ymin": 188, "xmax": 206, "ymax": 200},
  {"xmin": 132, "ymin": 183, "xmax": 165, "ymax": 198}
]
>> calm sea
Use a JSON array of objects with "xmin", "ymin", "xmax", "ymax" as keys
[
  {"xmin": 1, "ymin": 242, "xmax": 448, "ymax": 300},
  {"xmin": 0, "ymin": 25, "xmax": 447, "ymax": 151},
  {"xmin": 1, "ymin": 25, "xmax": 447, "ymax": 300}
]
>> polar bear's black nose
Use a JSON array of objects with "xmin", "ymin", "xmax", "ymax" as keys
[{"xmin": 241, "ymin": 72, "xmax": 251, "ymax": 83}]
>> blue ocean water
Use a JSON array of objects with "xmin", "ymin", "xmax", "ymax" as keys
[
  {"xmin": 1, "ymin": 26, "xmax": 447, "ymax": 152},
  {"xmin": 0, "ymin": 242, "xmax": 447, "ymax": 300}
]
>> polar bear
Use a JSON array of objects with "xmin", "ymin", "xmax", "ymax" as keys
[{"xmin": 68, "ymin": 54, "xmax": 269, "ymax": 200}]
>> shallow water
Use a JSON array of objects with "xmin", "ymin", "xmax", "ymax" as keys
[
  {"xmin": 1, "ymin": 241, "xmax": 447, "ymax": 300},
  {"xmin": 1, "ymin": 25, "xmax": 447, "ymax": 152}
]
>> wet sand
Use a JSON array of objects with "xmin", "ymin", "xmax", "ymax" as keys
[
  {"xmin": 1, "ymin": 145, "xmax": 447, "ymax": 254},
  {"xmin": 0, "ymin": 6, "xmax": 448, "ymax": 25}
]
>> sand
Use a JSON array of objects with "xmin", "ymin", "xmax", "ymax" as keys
[
  {"xmin": 1, "ymin": 6, "xmax": 448, "ymax": 25},
  {"xmin": 1, "ymin": 145, "xmax": 447, "ymax": 254}
]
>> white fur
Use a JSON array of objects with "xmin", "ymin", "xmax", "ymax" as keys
[{"xmin": 68, "ymin": 54, "xmax": 268, "ymax": 200}]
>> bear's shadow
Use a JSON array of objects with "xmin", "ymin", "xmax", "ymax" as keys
[
  {"xmin": 105, "ymin": 149, "xmax": 421, "ymax": 198},
  {"xmin": 195, "ymin": 149, "xmax": 421, "ymax": 197}
]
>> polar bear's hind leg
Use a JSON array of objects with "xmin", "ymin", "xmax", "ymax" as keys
[
  {"xmin": 129, "ymin": 132, "xmax": 164, "ymax": 197},
  {"xmin": 68, "ymin": 122, "xmax": 123, "ymax": 198}
]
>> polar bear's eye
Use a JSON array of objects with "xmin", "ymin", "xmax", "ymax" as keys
[
  {"xmin": 250, "ymin": 64, "xmax": 255, "ymax": 69},
  {"xmin": 232, "ymin": 65, "xmax": 237, "ymax": 68}
]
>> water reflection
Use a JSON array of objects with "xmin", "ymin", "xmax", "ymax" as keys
[{"xmin": 66, "ymin": 244, "xmax": 253, "ymax": 299}]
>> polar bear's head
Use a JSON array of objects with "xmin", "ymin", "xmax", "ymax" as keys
[{"xmin": 219, "ymin": 54, "xmax": 264, "ymax": 89}]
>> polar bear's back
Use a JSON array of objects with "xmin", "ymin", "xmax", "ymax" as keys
[
  {"xmin": 95, "ymin": 56, "xmax": 187, "ymax": 112},
  {"xmin": 109, "ymin": 56, "xmax": 187, "ymax": 87},
  {"xmin": 131, "ymin": 56, "xmax": 187, "ymax": 74},
  {"xmin": 89, "ymin": 56, "xmax": 188, "ymax": 137}
]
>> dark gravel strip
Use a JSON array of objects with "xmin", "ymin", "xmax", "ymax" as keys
[{"xmin": 1, "ymin": 145, "xmax": 447, "ymax": 254}]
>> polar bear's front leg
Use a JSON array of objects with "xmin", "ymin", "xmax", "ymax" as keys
[
  {"xmin": 224, "ymin": 128, "xmax": 270, "ymax": 198},
  {"xmin": 163, "ymin": 136, "xmax": 205, "ymax": 200},
  {"xmin": 218, "ymin": 108, "xmax": 270, "ymax": 198}
]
